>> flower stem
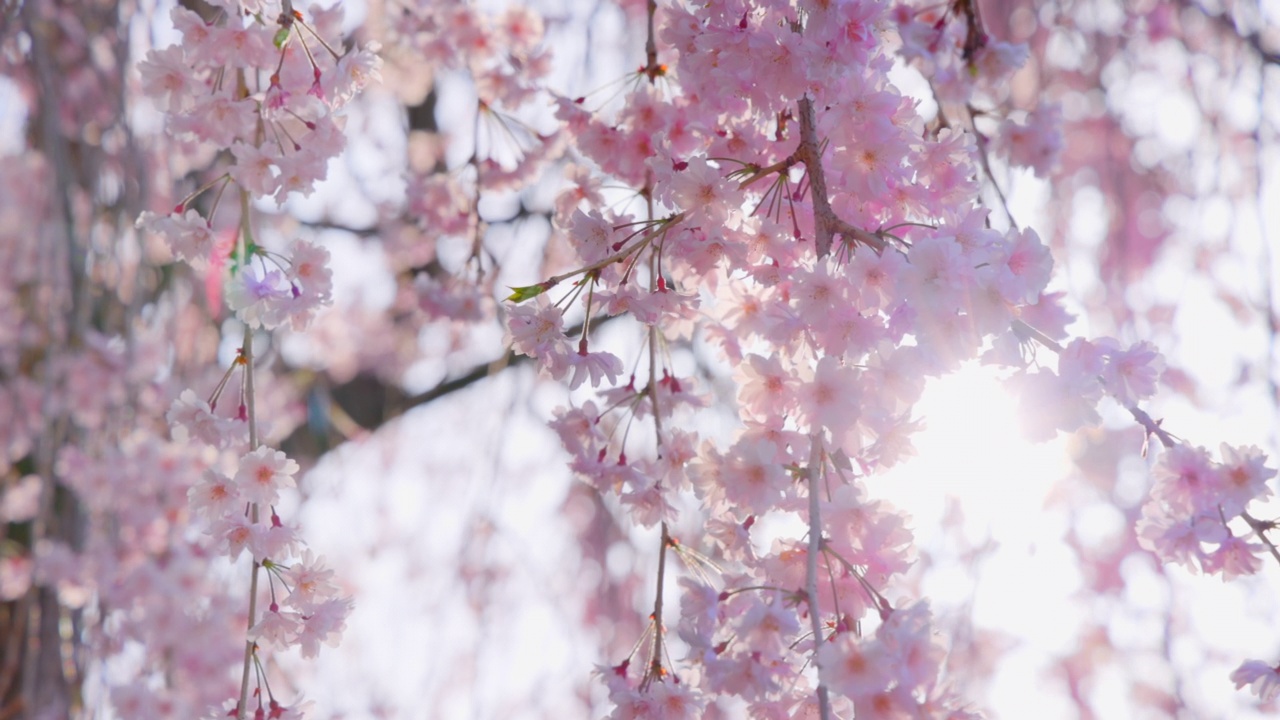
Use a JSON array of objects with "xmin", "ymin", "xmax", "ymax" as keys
[
  {"xmin": 641, "ymin": 524, "xmax": 671, "ymax": 690},
  {"xmin": 235, "ymin": 188, "xmax": 263, "ymax": 720},
  {"xmin": 805, "ymin": 433, "xmax": 832, "ymax": 720}
]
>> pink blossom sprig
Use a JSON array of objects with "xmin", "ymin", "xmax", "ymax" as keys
[
  {"xmin": 136, "ymin": 2, "xmax": 374, "ymax": 717},
  {"xmin": 1008, "ymin": 318, "xmax": 1280, "ymax": 704},
  {"xmin": 137, "ymin": 2, "xmax": 381, "ymax": 262},
  {"xmin": 1007, "ymin": 318, "xmax": 1279, "ymax": 583},
  {"xmin": 165, "ymin": 333, "xmax": 351, "ymax": 718}
]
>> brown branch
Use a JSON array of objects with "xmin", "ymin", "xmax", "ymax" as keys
[
  {"xmin": 404, "ymin": 347, "xmax": 520, "ymax": 410},
  {"xmin": 644, "ymin": 0, "xmax": 660, "ymax": 81},
  {"xmin": 306, "ymin": 313, "xmax": 623, "ymax": 440},
  {"xmin": 796, "ymin": 97, "xmax": 887, "ymax": 257}
]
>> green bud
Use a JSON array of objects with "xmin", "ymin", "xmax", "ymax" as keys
[{"xmin": 506, "ymin": 281, "xmax": 554, "ymax": 303}]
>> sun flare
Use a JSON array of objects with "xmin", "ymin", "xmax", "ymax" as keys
[
  {"xmin": 877, "ymin": 361, "xmax": 1082, "ymax": 718},
  {"xmin": 879, "ymin": 361, "xmax": 1070, "ymax": 542}
]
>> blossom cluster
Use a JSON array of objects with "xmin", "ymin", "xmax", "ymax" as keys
[
  {"xmin": 132, "ymin": 1, "xmax": 373, "ymax": 716},
  {"xmin": 500, "ymin": 0, "xmax": 1076, "ymax": 715},
  {"xmin": 1007, "ymin": 336, "xmax": 1166, "ymax": 441},
  {"xmin": 492, "ymin": 0, "xmax": 1280, "ymax": 715},
  {"xmin": 38, "ymin": 427, "xmax": 247, "ymax": 716},
  {"xmin": 134, "ymin": 2, "xmax": 369, "ymax": 330},
  {"xmin": 1137, "ymin": 443, "xmax": 1276, "ymax": 579},
  {"xmin": 5, "ymin": 0, "xmax": 1275, "ymax": 715},
  {"xmin": 893, "ymin": 0, "xmax": 1063, "ymax": 177},
  {"xmin": 136, "ymin": 3, "xmax": 381, "ymax": 209},
  {"xmin": 380, "ymin": 0, "xmax": 561, "ymax": 322}
]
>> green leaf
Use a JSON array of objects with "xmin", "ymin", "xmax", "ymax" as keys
[
  {"xmin": 506, "ymin": 282, "xmax": 554, "ymax": 303},
  {"xmin": 273, "ymin": 26, "xmax": 291, "ymax": 50}
]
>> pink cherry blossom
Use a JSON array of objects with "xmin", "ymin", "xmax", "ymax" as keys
[
  {"xmin": 1099, "ymin": 340, "xmax": 1164, "ymax": 406},
  {"xmin": 566, "ymin": 347, "xmax": 624, "ymax": 390},
  {"xmin": 819, "ymin": 633, "xmax": 891, "ymax": 701},
  {"xmin": 167, "ymin": 389, "xmax": 247, "ymax": 449},
  {"xmin": 226, "ymin": 267, "xmax": 293, "ymax": 329},
  {"xmin": 282, "ymin": 552, "xmax": 342, "ymax": 612},
  {"xmin": 137, "ymin": 45, "xmax": 196, "ymax": 112},
  {"xmin": 664, "ymin": 156, "xmax": 741, "ymax": 225},
  {"xmin": 1201, "ymin": 535, "xmax": 1263, "ymax": 580},
  {"xmin": 325, "ymin": 44, "xmax": 384, "ymax": 106},
  {"xmin": 233, "ymin": 446, "xmax": 299, "ymax": 507},
  {"xmin": 230, "ymin": 142, "xmax": 282, "ymax": 198},
  {"xmin": 996, "ymin": 102, "xmax": 1064, "ymax": 178},
  {"xmin": 798, "ymin": 356, "xmax": 861, "ymax": 436},
  {"xmin": 721, "ymin": 438, "xmax": 789, "ymax": 515},
  {"xmin": 294, "ymin": 597, "xmax": 353, "ymax": 659},
  {"xmin": 1231, "ymin": 660, "xmax": 1280, "ymax": 702},
  {"xmin": 1217, "ymin": 443, "xmax": 1276, "ymax": 515},
  {"xmin": 250, "ymin": 606, "xmax": 303, "ymax": 650},
  {"xmin": 138, "ymin": 210, "xmax": 218, "ymax": 266},
  {"xmin": 189, "ymin": 470, "xmax": 243, "ymax": 521},
  {"xmin": 1150, "ymin": 444, "xmax": 1217, "ymax": 516},
  {"xmin": 736, "ymin": 354, "xmax": 796, "ymax": 419},
  {"xmin": 209, "ymin": 515, "xmax": 256, "ymax": 562}
]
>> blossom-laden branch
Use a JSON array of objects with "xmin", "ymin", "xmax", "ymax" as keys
[
  {"xmin": 505, "ymin": 0, "xmax": 1070, "ymax": 715},
  {"xmin": 135, "ymin": 2, "xmax": 378, "ymax": 716},
  {"xmin": 7, "ymin": 0, "xmax": 1274, "ymax": 714},
  {"xmin": 1008, "ymin": 317, "xmax": 1278, "ymax": 580}
]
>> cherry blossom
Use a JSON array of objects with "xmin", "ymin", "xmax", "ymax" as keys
[
  {"xmin": 9, "ymin": 0, "xmax": 1280, "ymax": 716},
  {"xmin": 233, "ymin": 446, "xmax": 299, "ymax": 512},
  {"xmin": 1231, "ymin": 660, "xmax": 1280, "ymax": 703}
]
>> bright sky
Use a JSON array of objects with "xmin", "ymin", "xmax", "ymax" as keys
[{"xmin": 878, "ymin": 364, "xmax": 1081, "ymax": 718}]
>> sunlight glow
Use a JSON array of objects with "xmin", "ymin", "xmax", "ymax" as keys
[
  {"xmin": 878, "ymin": 361, "xmax": 1079, "ymax": 718},
  {"xmin": 880, "ymin": 361, "xmax": 1069, "ymax": 543}
]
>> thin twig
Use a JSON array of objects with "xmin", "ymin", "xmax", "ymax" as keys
[
  {"xmin": 966, "ymin": 104, "xmax": 1018, "ymax": 230},
  {"xmin": 1241, "ymin": 512, "xmax": 1280, "ymax": 568},
  {"xmin": 644, "ymin": 0, "xmax": 659, "ymax": 80},
  {"xmin": 804, "ymin": 434, "xmax": 832, "ymax": 720},
  {"xmin": 641, "ymin": 525, "xmax": 671, "ymax": 690},
  {"xmin": 235, "ymin": 188, "xmax": 263, "ymax": 720}
]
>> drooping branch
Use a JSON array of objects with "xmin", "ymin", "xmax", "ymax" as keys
[{"xmin": 235, "ymin": 191, "xmax": 263, "ymax": 720}]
